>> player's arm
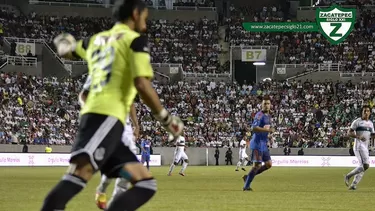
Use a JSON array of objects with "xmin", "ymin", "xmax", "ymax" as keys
[
  {"xmin": 252, "ymin": 114, "xmax": 273, "ymax": 133},
  {"xmin": 78, "ymin": 75, "xmax": 91, "ymax": 106},
  {"xmin": 348, "ymin": 119, "xmax": 358, "ymax": 138},
  {"xmin": 130, "ymin": 35, "xmax": 183, "ymax": 137},
  {"xmin": 140, "ymin": 141, "xmax": 145, "ymax": 152},
  {"xmin": 370, "ymin": 123, "xmax": 375, "ymax": 138},
  {"xmin": 53, "ymin": 33, "xmax": 90, "ymax": 60},
  {"xmin": 130, "ymin": 103, "xmax": 140, "ymax": 139}
]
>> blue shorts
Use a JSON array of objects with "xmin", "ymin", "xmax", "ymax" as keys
[
  {"xmin": 251, "ymin": 149, "xmax": 271, "ymax": 163},
  {"xmin": 141, "ymin": 154, "xmax": 150, "ymax": 162}
]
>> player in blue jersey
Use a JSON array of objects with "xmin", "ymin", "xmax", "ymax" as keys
[
  {"xmin": 243, "ymin": 96, "xmax": 275, "ymax": 191},
  {"xmin": 141, "ymin": 137, "xmax": 151, "ymax": 170}
]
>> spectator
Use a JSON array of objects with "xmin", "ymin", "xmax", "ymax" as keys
[
  {"xmin": 214, "ymin": 146, "xmax": 219, "ymax": 165},
  {"xmin": 298, "ymin": 148, "xmax": 304, "ymax": 156},
  {"xmin": 284, "ymin": 146, "xmax": 291, "ymax": 155},
  {"xmin": 22, "ymin": 143, "xmax": 28, "ymax": 153},
  {"xmin": 225, "ymin": 148, "xmax": 233, "ymax": 165}
]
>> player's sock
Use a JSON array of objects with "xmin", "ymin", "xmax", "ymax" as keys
[
  {"xmin": 146, "ymin": 161, "xmax": 150, "ymax": 170},
  {"xmin": 97, "ymin": 174, "xmax": 111, "ymax": 193},
  {"xmin": 236, "ymin": 161, "xmax": 241, "ymax": 170},
  {"xmin": 106, "ymin": 178, "xmax": 156, "ymax": 211},
  {"xmin": 180, "ymin": 162, "xmax": 188, "ymax": 173},
  {"xmin": 351, "ymin": 172, "xmax": 365, "ymax": 186},
  {"xmin": 347, "ymin": 166, "xmax": 364, "ymax": 178},
  {"xmin": 108, "ymin": 178, "xmax": 128, "ymax": 207},
  {"xmin": 243, "ymin": 168, "xmax": 257, "ymax": 189},
  {"xmin": 169, "ymin": 163, "xmax": 175, "ymax": 174},
  {"xmin": 41, "ymin": 174, "xmax": 86, "ymax": 211},
  {"xmin": 255, "ymin": 165, "xmax": 269, "ymax": 175}
]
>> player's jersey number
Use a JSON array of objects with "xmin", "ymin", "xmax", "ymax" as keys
[{"xmin": 90, "ymin": 46, "xmax": 115, "ymax": 93}]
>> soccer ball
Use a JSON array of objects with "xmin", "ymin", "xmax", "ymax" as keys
[{"xmin": 53, "ymin": 33, "xmax": 77, "ymax": 58}]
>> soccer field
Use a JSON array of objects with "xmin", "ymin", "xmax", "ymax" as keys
[{"xmin": 1, "ymin": 166, "xmax": 375, "ymax": 211}]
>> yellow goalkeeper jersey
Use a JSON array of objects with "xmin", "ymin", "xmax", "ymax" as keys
[{"xmin": 74, "ymin": 23, "xmax": 154, "ymax": 125}]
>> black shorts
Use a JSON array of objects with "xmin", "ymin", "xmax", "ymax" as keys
[{"xmin": 71, "ymin": 113, "xmax": 139, "ymax": 178}]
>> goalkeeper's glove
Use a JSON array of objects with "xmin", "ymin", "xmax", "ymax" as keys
[
  {"xmin": 53, "ymin": 33, "xmax": 77, "ymax": 58},
  {"xmin": 153, "ymin": 108, "xmax": 184, "ymax": 138}
]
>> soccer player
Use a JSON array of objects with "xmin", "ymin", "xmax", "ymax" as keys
[
  {"xmin": 40, "ymin": 0, "xmax": 184, "ymax": 210},
  {"xmin": 344, "ymin": 105, "xmax": 374, "ymax": 190},
  {"xmin": 79, "ymin": 75, "xmax": 140, "ymax": 210},
  {"xmin": 243, "ymin": 96, "xmax": 275, "ymax": 191},
  {"xmin": 235, "ymin": 135, "xmax": 249, "ymax": 171},
  {"xmin": 168, "ymin": 134, "xmax": 189, "ymax": 176},
  {"xmin": 141, "ymin": 136, "xmax": 151, "ymax": 170}
]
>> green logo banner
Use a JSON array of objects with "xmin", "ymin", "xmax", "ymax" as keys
[{"xmin": 242, "ymin": 5, "xmax": 356, "ymax": 45}]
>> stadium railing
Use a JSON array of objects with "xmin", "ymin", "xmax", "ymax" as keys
[
  {"xmin": 297, "ymin": 5, "xmax": 357, "ymax": 10},
  {"xmin": 28, "ymin": 0, "xmax": 216, "ymax": 11},
  {"xmin": 62, "ymin": 60, "xmax": 183, "ymax": 69},
  {"xmin": 275, "ymin": 63, "xmax": 340, "ymax": 72},
  {"xmin": 3, "ymin": 37, "xmax": 45, "ymax": 44},
  {"xmin": 183, "ymin": 72, "xmax": 231, "ymax": 78},
  {"xmin": 6, "ymin": 55, "xmax": 38, "ymax": 67},
  {"xmin": 339, "ymin": 72, "xmax": 375, "ymax": 78}
]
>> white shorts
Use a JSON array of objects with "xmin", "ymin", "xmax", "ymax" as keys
[
  {"xmin": 239, "ymin": 150, "xmax": 248, "ymax": 160},
  {"xmin": 354, "ymin": 148, "xmax": 370, "ymax": 165},
  {"xmin": 173, "ymin": 148, "xmax": 188, "ymax": 163},
  {"xmin": 121, "ymin": 125, "xmax": 137, "ymax": 155}
]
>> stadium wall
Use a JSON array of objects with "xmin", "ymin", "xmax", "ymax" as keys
[
  {"xmin": 0, "ymin": 145, "xmax": 368, "ymax": 166},
  {"xmin": 2, "ymin": 153, "xmax": 375, "ymax": 168}
]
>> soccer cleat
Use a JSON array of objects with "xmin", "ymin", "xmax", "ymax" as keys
[
  {"xmin": 235, "ymin": 169, "xmax": 239, "ymax": 171},
  {"xmin": 95, "ymin": 192, "xmax": 107, "ymax": 210},
  {"xmin": 179, "ymin": 172, "xmax": 185, "ymax": 176},
  {"xmin": 167, "ymin": 172, "xmax": 172, "ymax": 176},
  {"xmin": 241, "ymin": 168, "xmax": 246, "ymax": 171},
  {"xmin": 344, "ymin": 175, "xmax": 350, "ymax": 187},
  {"xmin": 243, "ymin": 187, "xmax": 253, "ymax": 191},
  {"xmin": 242, "ymin": 175, "xmax": 247, "ymax": 182},
  {"xmin": 348, "ymin": 185, "xmax": 357, "ymax": 190}
]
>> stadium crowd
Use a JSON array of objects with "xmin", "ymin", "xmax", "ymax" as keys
[
  {"xmin": 0, "ymin": 72, "xmax": 373, "ymax": 149},
  {"xmin": 2, "ymin": 3, "xmax": 375, "ymax": 73},
  {"xmin": 1, "ymin": 3, "xmax": 375, "ymax": 149},
  {"xmin": 0, "ymin": 10, "xmax": 224, "ymax": 74}
]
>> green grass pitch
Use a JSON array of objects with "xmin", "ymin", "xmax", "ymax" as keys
[{"xmin": 1, "ymin": 166, "xmax": 375, "ymax": 211}]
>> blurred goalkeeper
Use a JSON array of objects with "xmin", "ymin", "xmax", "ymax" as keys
[{"xmin": 40, "ymin": 0, "xmax": 184, "ymax": 210}]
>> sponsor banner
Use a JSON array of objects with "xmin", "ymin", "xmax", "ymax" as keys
[
  {"xmin": 16, "ymin": 42, "xmax": 36, "ymax": 56},
  {"xmin": 271, "ymin": 156, "xmax": 375, "ymax": 167},
  {"xmin": 0, "ymin": 153, "xmax": 161, "ymax": 167},
  {"xmin": 241, "ymin": 49, "xmax": 267, "ymax": 62}
]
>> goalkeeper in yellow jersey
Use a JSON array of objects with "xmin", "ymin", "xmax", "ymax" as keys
[{"xmin": 40, "ymin": 0, "xmax": 184, "ymax": 210}]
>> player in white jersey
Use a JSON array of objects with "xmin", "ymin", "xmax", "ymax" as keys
[
  {"xmin": 168, "ymin": 134, "xmax": 189, "ymax": 176},
  {"xmin": 344, "ymin": 105, "xmax": 374, "ymax": 190},
  {"xmin": 95, "ymin": 113, "xmax": 139, "ymax": 209},
  {"xmin": 235, "ymin": 135, "xmax": 249, "ymax": 171}
]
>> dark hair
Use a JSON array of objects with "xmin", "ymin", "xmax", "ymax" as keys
[
  {"xmin": 262, "ymin": 95, "xmax": 271, "ymax": 101},
  {"xmin": 112, "ymin": 0, "xmax": 147, "ymax": 21},
  {"xmin": 362, "ymin": 105, "xmax": 370, "ymax": 113}
]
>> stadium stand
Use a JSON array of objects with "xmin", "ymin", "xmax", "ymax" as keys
[
  {"xmin": 0, "ymin": 0, "xmax": 374, "ymax": 149},
  {"xmin": 0, "ymin": 10, "xmax": 224, "ymax": 74},
  {"xmin": 0, "ymin": 71, "xmax": 372, "ymax": 149}
]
